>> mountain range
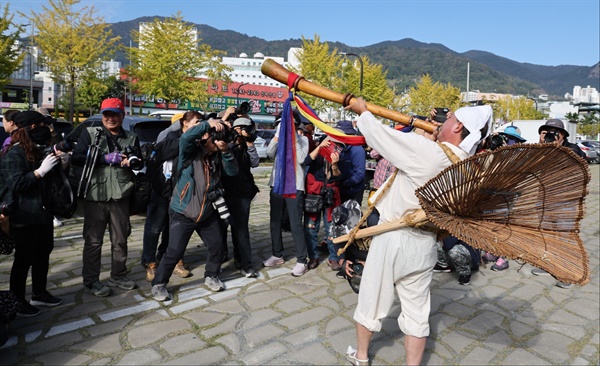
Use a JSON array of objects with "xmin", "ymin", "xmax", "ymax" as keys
[{"xmin": 109, "ymin": 17, "xmax": 600, "ymax": 99}]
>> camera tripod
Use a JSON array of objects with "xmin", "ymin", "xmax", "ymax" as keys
[{"xmin": 77, "ymin": 128, "xmax": 102, "ymax": 198}]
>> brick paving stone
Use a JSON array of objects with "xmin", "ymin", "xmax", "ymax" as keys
[
  {"xmin": 325, "ymin": 316, "xmax": 354, "ymax": 336},
  {"xmin": 162, "ymin": 346, "xmax": 228, "ymax": 365},
  {"xmin": 277, "ymin": 307, "xmax": 333, "ymax": 330},
  {"xmin": 24, "ymin": 331, "xmax": 83, "ymax": 356},
  {"xmin": 86, "ymin": 316, "xmax": 132, "ymax": 337},
  {"xmin": 502, "ymin": 348, "xmax": 552, "ymax": 365},
  {"xmin": 460, "ymin": 346, "xmax": 497, "ymax": 365},
  {"xmin": 46, "ymin": 317, "xmax": 95, "ymax": 337},
  {"xmin": 242, "ymin": 308, "xmax": 282, "ymax": 329},
  {"xmin": 274, "ymin": 297, "xmax": 310, "ymax": 313},
  {"xmin": 116, "ymin": 348, "xmax": 162, "ymax": 365},
  {"xmin": 182, "ymin": 311, "xmax": 226, "ymax": 329},
  {"xmin": 240, "ymin": 342, "xmax": 287, "ymax": 365},
  {"xmin": 36, "ymin": 352, "xmax": 92, "ymax": 365},
  {"xmin": 200, "ymin": 315, "xmax": 242, "ymax": 339},
  {"xmin": 284, "ymin": 325, "xmax": 321, "ymax": 346},
  {"xmin": 244, "ymin": 324, "xmax": 286, "ymax": 347},
  {"xmin": 215, "ymin": 333, "xmax": 241, "ymax": 354},
  {"xmin": 205, "ymin": 298, "xmax": 245, "ymax": 314},
  {"xmin": 281, "ymin": 342, "xmax": 339, "ymax": 365},
  {"xmin": 160, "ymin": 333, "xmax": 207, "ymax": 356},
  {"xmin": 242, "ymin": 289, "xmax": 290, "ymax": 309},
  {"xmin": 127, "ymin": 318, "xmax": 191, "ymax": 348},
  {"xmin": 170, "ymin": 298, "xmax": 209, "ymax": 314},
  {"xmin": 71, "ymin": 333, "xmax": 122, "ymax": 355}
]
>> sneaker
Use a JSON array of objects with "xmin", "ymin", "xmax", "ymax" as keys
[
  {"xmin": 327, "ymin": 259, "xmax": 341, "ymax": 271},
  {"xmin": 146, "ymin": 262, "xmax": 157, "ymax": 282},
  {"xmin": 205, "ymin": 276, "xmax": 225, "ymax": 292},
  {"xmin": 291, "ymin": 262, "xmax": 308, "ymax": 277},
  {"xmin": 30, "ymin": 291, "xmax": 62, "ymax": 307},
  {"xmin": 108, "ymin": 276, "xmax": 136, "ymax": 290},
  {"xmin": 174, "ymin": 260, "xmax": 191, "ymax": 278},
  {"xmin": 241, "ymin": 268, "xmax": 258, "ymax": 278},
  {"xmin": 151, "ymin": 284, "xmax": 170, "ymax": 301},
  {"xmin": 482, "ymin": 251, "xmax": 498, "ymax": 263},
  {"xmin": 263, "ymin": 255, "xmax": 285, "ymax": 267},
  {"xmin": 491, "ymin": 257, "xmax": 509, "ymax": 271},
  {"xmin": 17, "ymin": 302, "xmax": 40, "ymax": 317},
  {"xmin": 433, "ymin": 263, "xmax": 451, "ymax": 273},
  {"xmin": 308, "ymin": 258, "xmax": 320, "ymax": 270},
  {"xmin": 556, "ymin": 281, "xmax": 573, "ymax": 289},
  {"xmin": 84, "ymin": 281, "xmax": 112, "ymax": 297},
  {"xmin": 531, "ymin": 268, "xmax": 551, "ymax": 276},
  {"xmin": 53, "ymin": 217, "xmax": 63, "ymax": 227},
  {"xmin": 458, "ymin": 274, "xmax": 471, "ymax": 285}
]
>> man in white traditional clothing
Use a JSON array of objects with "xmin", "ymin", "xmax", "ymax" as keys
[{"xmin": 344, "ymin": 98, "xmax": 492, "ymax": 366}]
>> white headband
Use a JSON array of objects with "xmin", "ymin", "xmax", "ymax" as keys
[{"xmin": 455, "ymin": 105, "xmax": 493, "ymax": 155}]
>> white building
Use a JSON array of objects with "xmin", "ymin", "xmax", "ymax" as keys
[
  {"xmin": 101, "ymin": 59, "xmax": 122, "ymax": 77},
  {"xmin": 572, "ymin": 85, "xmax": 599, "ymax": 104},
  {"xmin": 221, "ymin": 52, "xmax": 286, "ymax": 87}
]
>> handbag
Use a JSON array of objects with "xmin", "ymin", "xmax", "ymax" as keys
[{"xmin": 304, "ymin": 193, "xmax": 324, "ymax": 213}]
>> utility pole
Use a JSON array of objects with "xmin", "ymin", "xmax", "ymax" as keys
[{"xmin": 340, "ymin": 52, "xmax": 364, "ymax": 94}]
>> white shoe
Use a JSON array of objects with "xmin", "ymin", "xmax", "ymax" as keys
[{"xmin": 53, "ymin": 217, "xmax": 63, "ymax": 227}]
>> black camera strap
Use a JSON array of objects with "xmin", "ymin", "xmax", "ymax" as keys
[{"xmin": 101, "ymin": 126, "xmax": 123, "ymax": 153}]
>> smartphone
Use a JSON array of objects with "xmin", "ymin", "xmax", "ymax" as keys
[{"xmin": 319, "ymin": 142, "xmax": 341, "ymax": 162}]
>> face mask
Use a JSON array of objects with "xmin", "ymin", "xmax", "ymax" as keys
[{"xmin": 29, "ymin": 126, "xmax": 52, "ymax": 145}]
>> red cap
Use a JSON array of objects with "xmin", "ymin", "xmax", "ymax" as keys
[{"xmin": 100, "ymin": 98, "xmax": 124, "ymax": 114}]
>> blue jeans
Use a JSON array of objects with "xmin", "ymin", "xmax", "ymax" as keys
[
  {"xmin": 142, "ymin": 190, "xmax": 170, "ymax": 265},
  {"xmin": 304, "ymin": 210, "xmax": 338, "ymax": 262}
]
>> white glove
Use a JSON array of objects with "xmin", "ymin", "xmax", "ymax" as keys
[
  {"xmin": 35, "ymin": 154, "xmax": 60, "ymax": 177},
  {"xmin": 55, "ymin": 151, "xmax": 69, "ymax": 169}
]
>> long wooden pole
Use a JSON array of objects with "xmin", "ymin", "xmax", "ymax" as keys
[{"xmin": 261, "ymin": 58, "xmax": 436, "ymax": 133}]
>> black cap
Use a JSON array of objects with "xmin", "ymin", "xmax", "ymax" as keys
[{"xmin": 14, "ymin": 111, "xmax": 45, "ymax": 128}]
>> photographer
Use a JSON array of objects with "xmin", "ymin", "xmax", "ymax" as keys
[
  {"xmin": 219, "ymin": 108, "xmax": 261, "ymax": 278},
  {"xmin": 71, "ymin": 98, "xmax": 143, "ymax": 297},
  {"xmin": 151, "ymin": 116, "xmax": 238, "ymax": 300},
  {"xmin": 0, "ymin": 111, "xmax": 63, "ymax": 316},
  {"xmin": 537, "ymin": 119, "xmax": 585, "ymax": 158}
]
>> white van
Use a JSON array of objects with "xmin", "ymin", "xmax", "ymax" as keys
[{"xmin": 148, "ymin": 110, "xmax": 184, "ymax": 119}]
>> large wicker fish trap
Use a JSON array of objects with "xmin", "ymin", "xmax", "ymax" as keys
[{"xmin": 415, "ymin": 143, "xmax": 591, "ymax": 285}]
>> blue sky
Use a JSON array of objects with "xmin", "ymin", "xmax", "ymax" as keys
[{"xmin": 7, "ymin": 0, "xmax": 600, "ymax": 67}]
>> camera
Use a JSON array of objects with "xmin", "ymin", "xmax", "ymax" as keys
[
  {"xmin": 0, "ymin": 201, "xmax": 17, "ymax": 216},
  {"xmin": 233, "ymin": 124, "xmax": 257, "ymax": 143},
  {"xmin": 321, "ymin": 186, "xmax": 335, "ymax": 208},
  {"xmin": 488, "ymin": 134, "xmax": 507, "ymax": 151},
  {"xmin": 210, "ymin": 122, "xmax": 236, "ymax": 143},
  {"xmin": 351, "ymin": 262, "xmax": 364, "ymax": 276},
  {"xmin": 434, "ymin": 108, "xmax": 449, "ymax": 123},
  {"xmin": 207, "ymin": 187, "xmax": 230, "ymax": 222},
  {"xmin": 41, "ymin": 139, "xmax": 74, "ymax": 157},
  {"xmin": 224, "ymin": 102, "xmax": 252, "ymax": 124},
  {"xmin": 123, "ymin": 146, "xmax": 143, "ymax": 170},
  {"xmin": 544, "ymin": 131, "xmax": 558, "ymax": 143}
]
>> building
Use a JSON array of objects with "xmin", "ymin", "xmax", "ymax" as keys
[{"xmin": 0, "ymin": 40, "xmax": 43, "ymax": 112}]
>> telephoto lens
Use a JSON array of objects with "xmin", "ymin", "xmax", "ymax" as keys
[{"xmin": 212, "ymin": 196, "xmax": 231, "ymax": 222}]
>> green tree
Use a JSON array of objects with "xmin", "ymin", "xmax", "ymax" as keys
[
  {"xmin": 22, "ymin": 0, "xmax": 121, "ymax": 122},
  {"xmin": 126, "ymin": 13, "xmax": 231, "ymax": 110},
  {"xmin": 290, "ymin": 35, "xmax": 344, "ymax": 119},
  {"xmin": 76, "ymin": 67, "xmax": 109, "ymax": 116},
  {"xmin": 0, "ymin": 4, "xmax": 27, "ymax": 93},
  {"xmin": 568, "ymin": 111, "xmax": 600, "ymax": 138},
  {"xmin": 407, "ymin": 74, "xmax": 462, "ymax": 116},
  {"xmin": 492, "ymin": 96, "xmax": 546, "ymax": 122},
  {"xmin": 340, "ymin": 55, "xmax": 396, "ymax": 111}
]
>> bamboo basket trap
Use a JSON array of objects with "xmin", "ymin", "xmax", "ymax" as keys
[{"xmin": 415, "ymin": 143, "xmax": 591, "ymax": 285}]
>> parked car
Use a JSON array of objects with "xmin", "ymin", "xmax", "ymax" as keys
[
  {"xmin": 577, "ymin": 141, "xmax": 599, "ymax": 164},
  {"xmin": 82, "ymin": 114, "xmax": 171, "ymax": 147},
  {"xmin": 578, "ymin": 140, "xmax": 600, "ymax": 163},
  {"xmin": 52, "ymin": 117, "xmax": 74, "ymax": 139},
  {"xmin": 255, "ymin": 129, "xmax": 276, "ymax": 146},
  {"xmin": 254, "ymin": 135, "xmax": 269, "ymax": 159}
]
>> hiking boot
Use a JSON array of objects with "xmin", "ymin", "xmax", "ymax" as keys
[
  {"xmin": 491, "ymin": 257, "xmax": 509, "ymax": 271},
  {"xmin": 241, "ymin": 268, "xmax": 258, "ymax": 278},
  {"xmin": 433, "ymin": 263, "xmax": 451, "ymax": 273},
  {"xmin": 151, "ymin": 284, "xmax": 170, "ymax": 301},
  {"xmin": 458, "ymin": 274, "xmax": 471, "ymax": 285},
  {"xmin": 327, "ymin": 259, "xmax": 341, "ymax": 271},
  {"xmin": 482, "ymin": 251, "xmax": 498, "ymax": 263},
  {"xmin": 84, "ymin": 281, "xmax": 112, "ymax": 297},
  {"xmin": 174, "ymin": 260, "xmax": 191, "ymax": 278},
  {"xmin": 291, "ymin": 263, "xmax": 308, "ymax": 277},
  {"xmin": 531, "ymin": 268, "xmax": 550, "ymax": 276},
  {"xmin": 262, "ymin": 255, "xmax": 285, "ymax": 267},
  {"xmin": 17, "ymin": 302, "xmax": 40, "ymax": 317},
  {"xmin": 108, "ymin": 276, "xmax": 136, "ymax": 290},
  {"xmin": 145, "ymin": 262, "xmax": 157, "ymax": 282},
  {"xmin": 308, "ymin": 258, "xmax": 320, "ymax": 270},
  {"xmin": 205, "ymin": 276, "xmax": 225, "ymax": 292},
  {"xmin": 556, "ymin": 281, "xmax": 573, "ymax": 289},
  {"xmin": 30, "ymin": 291, "xmax": 62, "ymax": 307}
]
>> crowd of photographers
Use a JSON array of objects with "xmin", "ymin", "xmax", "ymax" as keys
[{"xmin": 0, "ymin": 97, "xmax": 587, "ymax": 346}]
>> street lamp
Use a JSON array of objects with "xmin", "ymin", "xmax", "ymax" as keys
[
  {"xmin": 23, "ymin": 23, "xmax": 35, "ymax": 110},
  {"xmin": 340, "ymin": 52, "xmax": 363, "ymax": 93},
  {"xmin": 527, "ymin": 97, "xmax": 538, "ymax": 111}
]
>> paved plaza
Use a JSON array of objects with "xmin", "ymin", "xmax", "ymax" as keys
[{"xmin": 0, "ymin": 165, "xmax": 598, "ymax": 365}]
